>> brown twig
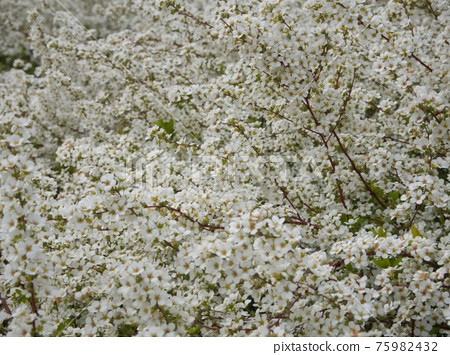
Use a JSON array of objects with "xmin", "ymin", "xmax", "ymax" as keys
[
  {"xmin": 336, "ymin": 181, "xmax": 348, "ymax": 210},
  {"xmin": 334, "ymin": 67, "xmax": 342, "ymax": 90},
  {"xmin": 279, "ymin": 16, "xmax": 292, "ymax": 31},
  {"xmin": 194, "ymin": 320, "xmax": 220, "ymax": 332},
  {"xmin": 399, "ymin": 252, "xmax": 439, "ymax": 269},
  {"xmin": 163, "ymin": 240, "xmax": 180, "ymax": 252},
  {"xmin": 29, "ymin": 282, "xmax": 39, "ymax": 316},
  {"xmin": 29, "ymin": 281, "xmax": 39, "ymax": 336},
  {"xmin": 269, "ymin": 292, "xmax": 303, "ymax": 329},
  {"xmin": 383, "ymin": 136, "xmax": 412, "ymax": 145},
  {"xmin": 253, "ymin": 273, "xmax": 275, "ymax": 287},
  {"xmin": 408, "ymin": 202, "xmax": 423, "ymax": 228},
  {"xmin": 424, "ymin": 0, "xmax": 438, "ymax": 20},
  {"xmin": 93, "ymin": 210, "xmax": 108, "ymax": 215},
  {"xmin": 278, "ymin": 185, "xmax": 320, "ymax": 230},
  {"xmin": 411, "ymin": 53, "xmax": 433, "ymax": 72},
  {"xmin": 220, "ymin": 18, "xmax": 234, "ymax": 33},
  {"xmin": 332, "ymin": 132, "xmax": 387, "ymax": 209},
  {"xmin": 253, "ymin": 103, "xmax": 294, "ymax": 123},
  {"xmin": 296, "ymin": 282, "xmax": 339, "ymax": 306},
  {"xmin": 157, "ymin": 304, "xmax": 170, "ymax": 325},
  {"xmin": 434, "ymin": 323, "xmax": 450, "ymax": 331},
  {"xmin": 326, "ymin": 70, "xmax": 356, "ymax": 143},
  {"xmin": 169, "ymin": 5, "xmax": 214, "ymax": 29},
  {"xmin": 331, "ymin": 259, "xmax": 345, "ymax": 269},
  {"xmin": 278, "ymin": 185, "xmax": 302, "ymax": 220},
  {"xmin": 296, "ymin": 193, "xmax": 319, "ymax": 214},
  {"xmin": 0, "ymin": 292, "xmax": 12, "ymax": 316},
  {"xmin": 67, "ymin": 292, "xmax": 88, "ymax": 307},
  {"xmin": 365, "ymin": 100, "xmax": 389, "ymax": 114},
  {"xmin": 144, "ymin": 204, "xmax": 224, "ymax": 231}
]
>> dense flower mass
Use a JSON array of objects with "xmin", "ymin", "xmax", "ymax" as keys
[{"xmin": 0, "ymin": 0, "xmax": 449, "ymax": 336}]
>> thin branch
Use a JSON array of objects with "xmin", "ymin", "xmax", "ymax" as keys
[
  {"xmin": 336, "ymin": 181, "xmax": 348, "ymax": 210},
  {"xmin": 163, "ymin": 240, "xmax": 180, "ymax": 252},
  {"xmin": 408, "ymin": 202, "xmax": 423, "ymax": 228},
  {"xmin": 399, "ymin": 252, "xmax": 439, "ymax": 269},
  {"xmin": 296, "ymin": 282, "xmax": 339, "ymax": 306},
  {"xmin": 279, "ymin": 16, "xmax": 292, "ymax": 31},
  {"xmin": 252, "ymin": 273, "xmax": 275, "ymax": 287},
  {"xmin": 411, "ymin": 53, "xmax": 433, "ymax": 72},
  {"xmin": 29, "ymin": 282, "xmax": 39, "ymax": 316},
  {"xmin": 365, "ymin": 100, "xmax": 389, "ymax": 114},
  {"xmin": 157, "ymin": 304, "xmax": 170, "ymax": 325},
  {"xmin": 169, "ymin": 5, "xmax": 214, "ymax": 29},
  {"xmin": 424, "ymin": 0, "xmax": 438, "ymax": 20},
  {"xmin": 29, "ymin": 281, "xmax": 39, "ymax": 336},
  {"xmin": 334, "ymin": 67, "xmax": 342, "ymax": 90},
  {"xmin": 383, "ymin": 136, "xmax": 412, "ymax": 145},
  {"xmin": 220, "ymin": 18, "xmax": 234, "ymax": 33},
  {"xmin": 194, "ymin": 320, "xmax": 220, "ymax": 332},
  {"xmin": 434, "ymin": 323, "xmax": 450, "ymax": 331},
  {"xmin": 144, "ymin": 204, "xmax": 224, "ymax": 231},
  {"xmin": 269, "ymin": 292, "xmax": 303, "ymax": 329},
  {"xmin": 253, "ymin": 103, "xmax": 294, "ymax": 123},
  {"xmin": 326, "ymin": 69, "xmax": 356, "ymax": 143},
  {"xmin": 278, "ymin": 185, "xmax": 319, "ymax": 230},
  {"xmin": 0, "ymin": 292, "xmax": 12, "ymax": 316},
  {"xmin": 332, "ymin": 132, "xmax": 387, "ymax": 209},
  {"xmin": 296, "ymin": 193, "xmax": 319, "ymax": 214},
  {"xmin": 67, "ymin": 292, "xmax": 88, "ymax": 307},
  {"xmin": 278, "ymin": 184, "xmax": 302, "ymax": 220}
]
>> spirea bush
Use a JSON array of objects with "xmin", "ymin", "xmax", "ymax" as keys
[{"xmin": 0, "ymin": 0, "xmax": 449, "ymax": 336}]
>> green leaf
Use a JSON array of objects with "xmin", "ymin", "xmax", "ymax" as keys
[
  {"xmin": 53, "ymin": 319, "xmax": 71, "ymax": 336},
  {"xmin": 373, "ymin": 259, "xmax": 390, "ymax": 268},
  {"xmin": 377, "ymin": 227, "xmax": 387, "ymax": 238},
  {"xmin": 154, "ymin": 119, "xmax": 174, "ymax": 135},
  {"xmin": 187, "ymin": 325, "xmax": 201, "ymax": 336},
  {"xmin": 373, "ymin": 257, "xmax": 402, "ymax": 269},
  {"xmin": 17, "ymin": 294, "xmax": 28, "ymax": 304},
  {"xmin": 411, "ymin": 225, "xmax": 421, "ymax": 238},
  {"xmin": 388, "ymin": 190, "xmax": 399, "ymax": 201},
  {"xmin": 389, "ymin": 257, "xmax": 403, "ymax": 267},
  {"xmin": 370, "ymin": 182, "xmax": 384, "ymax": 197},
  {"xmin": 345, "ymin": 263, "xmax": 358, "ymax": 273},
  {"xmin": 430, "ymin": 326, "xmax": 441, "ymax": 336},
  {"xmin": 117, "ymin": 323, "xmax": 138, "ymax": 337}
]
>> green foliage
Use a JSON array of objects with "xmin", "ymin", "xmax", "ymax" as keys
[
  {"xmin": 116, "ymin": 323, "xmax": 139, "ymax": 337},
  {"xmin": 373, "ymin": 257, "xmax": 403, "ymax": 269},
  {"xmin": 154, "ymin": 118, "xmax": 175, "ymax": 137}
]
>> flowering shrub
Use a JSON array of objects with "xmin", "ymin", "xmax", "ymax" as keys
[{"xmin": 0, "ymin": 0, "xmax": 449, "ymax": 336}]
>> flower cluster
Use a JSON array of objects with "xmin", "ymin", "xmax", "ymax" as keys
[{"xmin": 0, "ymin": 0, "xmax": 449, "ymax": 336}]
